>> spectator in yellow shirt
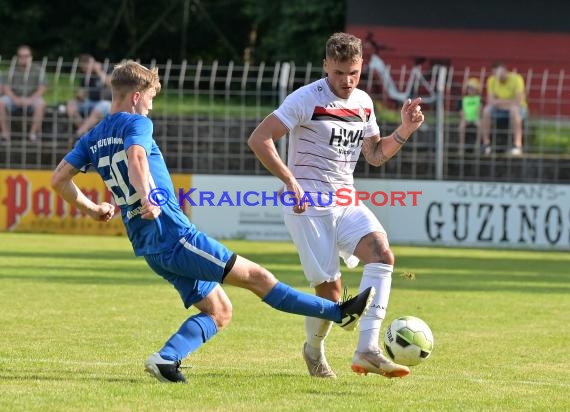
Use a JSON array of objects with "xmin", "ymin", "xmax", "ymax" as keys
[{"xmin": 481, "ymin": 62, "xmax": 527, "ymax": 156}]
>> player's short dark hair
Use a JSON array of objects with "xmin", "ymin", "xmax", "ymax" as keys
[{"xmin": 325, "ymin": 33, "xmax": 362, "ymax": 63}]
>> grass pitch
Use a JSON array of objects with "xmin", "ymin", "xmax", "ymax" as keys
[{"xmin": 0, "ymin": 233, "xmax": 568, "ymax": 411}]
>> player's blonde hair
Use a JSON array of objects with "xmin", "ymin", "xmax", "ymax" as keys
[
  {"xmin": 110, "ymin": 60, "xmax": 161, "ymax": 99},
  {"xmin": 325, "ymin": 33, "xmax": 362, "ymax": 63}
]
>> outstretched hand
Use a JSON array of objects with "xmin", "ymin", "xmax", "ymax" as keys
[{"xmin": 400, "ymin": 97, "xmax": 425, "ymax": 135}]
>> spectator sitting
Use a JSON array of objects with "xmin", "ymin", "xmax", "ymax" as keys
[
  {"xmin": 457, "ymin": 77, "xmax": 481, "ymax": 155},
  {"xmin": 66, "ymin": 54, "xmax": 111, "ymax": 148},
  {"xmin": 0, "ymin": 45, "xmax": 47, "ymax": 142},
  {"xmin": 481, "ymin": 62, "xmax": 527, "ymax": 156}
]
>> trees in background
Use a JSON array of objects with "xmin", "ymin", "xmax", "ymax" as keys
[
  {"xmin": 242, "ymin": 0, "xmax": 344, "ymax": 63},
  {"xmin": 0, "ymin": 0, "xmax": 344, "ymax": 63}
]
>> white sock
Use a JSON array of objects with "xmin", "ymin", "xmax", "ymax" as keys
[
  {"xmin": 356, "ymin": 262, "xmax": 393, "ymax": 353},
  {"xmin": 305, "ymin": 317, "xmax": 333, "ymax": 358}
]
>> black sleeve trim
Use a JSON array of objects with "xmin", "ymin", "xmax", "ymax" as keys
[{"xmin": 221, "ymin": 253, "xmax": 238, "ymax": 282}]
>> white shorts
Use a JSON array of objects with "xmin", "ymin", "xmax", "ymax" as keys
[{"xmin": 284, "ymin": 204, "xmax": 386, "ymax": 287}]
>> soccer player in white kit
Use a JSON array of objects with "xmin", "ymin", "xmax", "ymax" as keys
[{"xmin": 248, "ymin": 32, "xmax": 425, "ymax": 378}]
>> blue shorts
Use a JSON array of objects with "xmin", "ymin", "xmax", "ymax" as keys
[{"xmin": 144, "ymin": 230, "xmax": 237, "ymax": 308}]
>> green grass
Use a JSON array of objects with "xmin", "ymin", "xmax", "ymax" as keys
[
  {"xmin": 532, "ymin": 121, "xmax": 570, "ymax": 153},
  {"xmin": 0, "ymin": 62, "xmax": 275, "ymax": 117},
  {"xmin": 0, "ymin": 233, "xmax": 569, "ymax": 411},
  {"xmin": 41, "ymin": 76, "xmax": 276, "ymax": 118},
  {"xmin": 151, "ymin": 92, "xmax": 275, "ymax": 117}
]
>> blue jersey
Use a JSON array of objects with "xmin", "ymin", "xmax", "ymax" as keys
[{"xmin": 64, "ymin": 112, "xmax": 194, "ymax": 255}]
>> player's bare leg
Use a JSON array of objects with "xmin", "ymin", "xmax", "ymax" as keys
[{"xmin": 351, "ymin": 232, "xmax": 410, "ymax": 378}]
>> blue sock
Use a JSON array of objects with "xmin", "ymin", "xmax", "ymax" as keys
[
  {"xmin": 159, "ymin": 313, "xmax": 218, "ymax": 361},
  {"xmin": 262, "ymin": 282, "xmax": 341, "ymax": 322}
]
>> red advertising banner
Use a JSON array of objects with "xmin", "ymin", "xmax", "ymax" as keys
[{"xmin": 0, "ymin": 170, "xmax": 191, "ymax": 235}]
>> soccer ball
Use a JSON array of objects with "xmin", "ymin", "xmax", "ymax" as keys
[{"xmin": 384, "ymin": 316, "xmax": 434, "ymax": 366}]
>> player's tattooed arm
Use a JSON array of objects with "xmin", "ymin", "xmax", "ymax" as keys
[
  {"xmin": 363, "ymin": 98, "xmax": 425, "ymax": 167},
  {"xmin": 362, "ymin": 130, "xmax": 411, "ymax": 167},
  {"xmin": 362, "ymin": 135, "xmax": 391, "ymax": 167}
]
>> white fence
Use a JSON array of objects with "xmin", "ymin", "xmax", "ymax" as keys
[{"xmin": 1, "ymin": 55, "xmax": 569, "ymax": 183}]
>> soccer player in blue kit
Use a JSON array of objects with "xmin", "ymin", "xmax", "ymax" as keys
[{"xmin": 51, "ymin": 60, "xmax": 375, "ymax": 383}]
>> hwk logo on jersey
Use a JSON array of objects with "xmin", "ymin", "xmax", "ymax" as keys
[{"xmin": 329, "ymin": 128, "xmax": 364, "ymax": 148}]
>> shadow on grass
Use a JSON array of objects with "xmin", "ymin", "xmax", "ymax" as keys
[
  {"xmin": 1, "ymin": 248, "xmax": 568, "ymax": 294},
  {"xmin": 0, "ymin": 371, "xmax": 144, "ymax": 383},
  {"xmin": 0, "ymin": 271, "xmax": 161, "ymax": 285},
  {"xmin": 0, "ymin": 365, "xmax": 312, "ymax": 383},
  {"xmin": 243, "ymin": 251, "xmax": 570, "ymax": 294},
  {"xmin": 0, "ymin": 249, "xmax": 134, "ymax": 262}
]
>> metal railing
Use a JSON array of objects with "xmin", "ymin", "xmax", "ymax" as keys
[{"xmin": 1, "ymin": 56, "xmax": 569, "ymax": 183}]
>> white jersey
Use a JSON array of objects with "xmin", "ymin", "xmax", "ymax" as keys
[{"xmin": 273, "ymin": 78, "xmax": 380, "ymax": 215}]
